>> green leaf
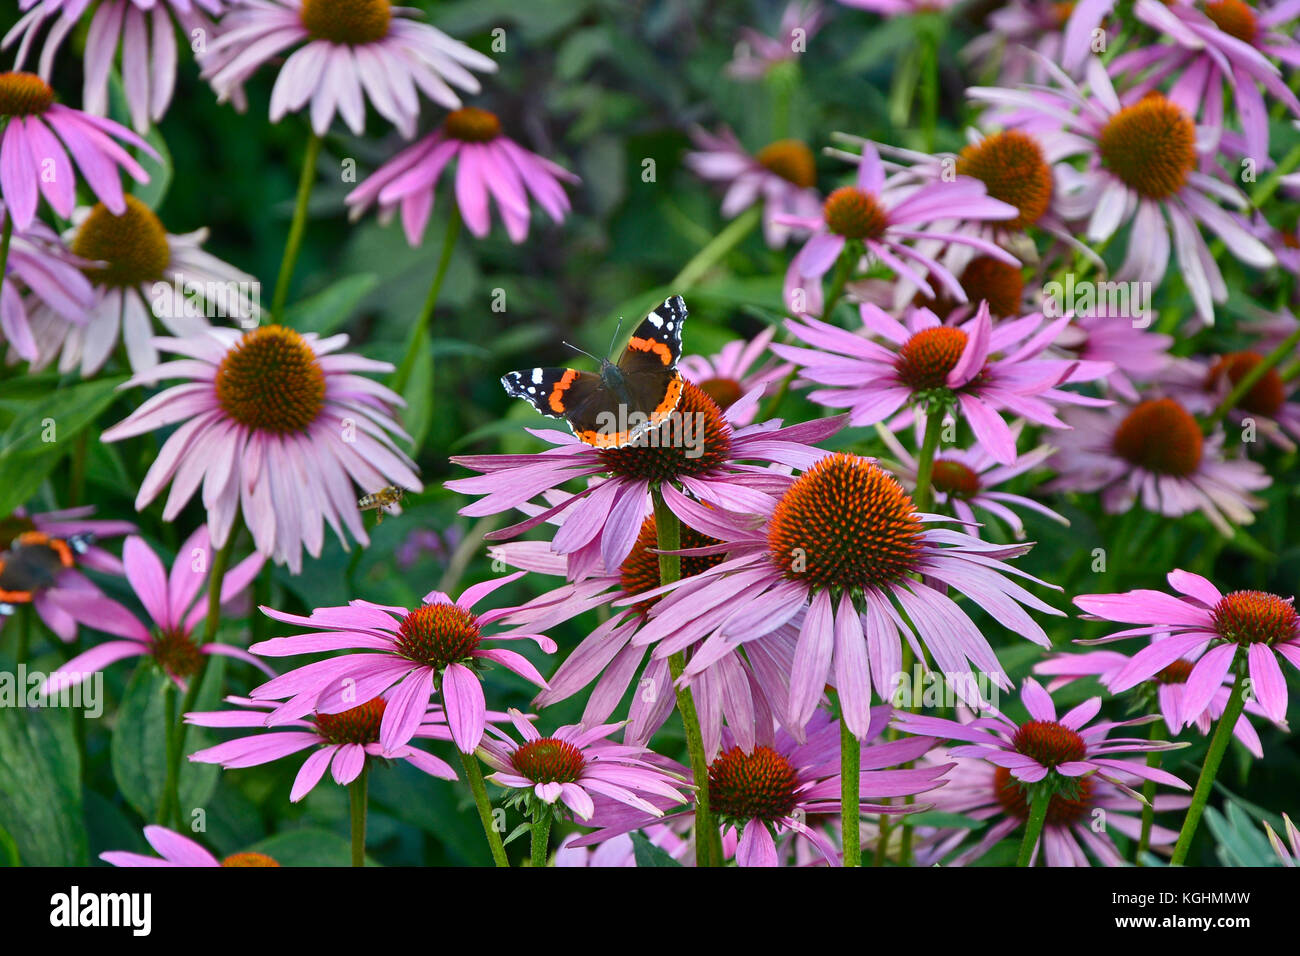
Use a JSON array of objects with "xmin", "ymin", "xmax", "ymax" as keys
[
  {"xmin": 401, "ymin": 333, "xmax": 435, "ymax": 455},
  {"xmin": 0, "ymin": 376, "xmax": 126, "ymax": 516},
  {"xmin": 133, "ymin": 126, "xmax": 173, "ymax": 210},
  {"xmin": 502, "ymin": 822, "xmax": 532, "ymax": 847},
  {"xmin": 1204, "ymin": 802, "xmax": 1279, "ymax": 867},
  {"xmin": 0, "ymin": 824, "xmax": 20, "ymax": 867},
  {"xmin": 0, "ymin": 704, "xmax": 86, "ymax": 865},
  {"xmin": 630, "ymin": 831, "xmax": 683, "ymax": 867},
  {"xmin": 902, "ymin": 810, "xmax": 987, "ymax": 831},
  {"xmin": 109, "ymin": 661, "xmax": 221, "ymax": 822},
  {"xmin": 287, "ymin": 273, "xmax": 380, "ymax": 336}
]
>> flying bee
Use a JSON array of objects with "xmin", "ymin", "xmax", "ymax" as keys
[{"xmin": 357, "ymin": 485, "xmax": 405, "ymax": 524}]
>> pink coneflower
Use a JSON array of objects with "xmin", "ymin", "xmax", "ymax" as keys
[
  {"xmin": 26, "ymin": 197, "xmax": 259, "ymax": 376},
  {"xmin": 448, "ymin": 378, "xmax": 842, "ymax": 576},
  {"xmin": 895, "ymin": 677, "xmax": 1189, "ymax": 805},
  {"xmin": 490, "ymin": 503, "xmax": 798, "ymax": 759},
  {"xmin": 726, "ymin": 2, "xmax": 826, "ymax": 80},
  {"xmin": 100, "ymin": 325, "xmax": 421, "ymax": 572},
  {"xmin": 971, "ymin": 58, "xmax": 1274, "ymax": 322},
  {"xmin": 1046, "ymin": 397, "xmax": 1270, "ymax": 534},
  {"xmin": 910, "ymin": 748, "xmax": 1188, "ymax": 866},
  {"xmin": 832, "ymin": 128, "xmax": 1084, "ymax": 292},
  {"xmin": 245, "ymin": 575, "xmax": 553, "ymax": 755},
  {"xmin": 771, "ymin": 301, "xmax": 1109, "ymax": 464},
  {"xmin": 1050, "ymin": 313, "xmax": 1173, "ymax": 402},
  {"xmin": 5, "ymin": 0, "xmax": 222, "ymax": 133},
  {"xmin": 678, "ymin": 325, "xmax": 791, "ymax": 424},
  {"xmin": 0, "ymin": 506, "xmax": 133, "ymax": 640},
  {"xmin": 1161, "ymin": 350, "xmax": 1300, "ymax": 451},
  {"xmin": 1112, "ymin": 0, "xmax": 1300, "ymax": 159},
  {"xmin": 1075, "ymin": 569, "xmax": 1300, "ymax": 724},
  {"xmin": 187, "ymin": 695, "xmax": 484, "ymax": 800},
  {"xmin": 684, "ymin": 127, "xmax": 822, "ymax": 249},
  {"xmin": 1034, "ymin": 644, "xmax": 1281, "ymax": 757},
  {"xmin": 38, "ymin": 527, "xmax": 268, "ymax": 695},
  {"xmin": 627, "ymin": 454, "xmax": 1063, "ymax": 738},
  {"xmin": 777, "ymin": 144, "xmax": 1018, "ymax": 315},
  {"xmin": 102, "ymin": 825, "xmax": 280, "ymax": 867},
  {"xmin": 573, "ymin": 708, "xmax": 952, "ymax": 867},
  {"xmin": 200, "ymin": 0, "xmax": 497, "ymax": 137},
  {"xmin": 0, "ymin": 205, "xmax": 94, "ymax": 364},
  {"xmin": 877, "ymin": 422, "xmax": 1067, "ymax": 539},
  {"xmin": 478, "ymin": 709, "xmax": 691, "ymax": 822},
  {"xmin": 0, "ymin": 70, "xmax": 155, "ymax": 230},
  {"xmin": 345, "ymin": 106, "xmax": 579, "ymax": 245}
]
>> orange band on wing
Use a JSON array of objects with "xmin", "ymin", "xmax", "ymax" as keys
[
  {"xmin": 574, "ymin": 428, "xmax": 628, "ymax": 448},
  {"xmin": 15, "ymin": 531, "xmax": 74, "ymax": 568},
  {"xmin": 647, "ymin": 373, "xmax": 684, "ymax": 425},
  {"xmin": 626, "ymin": 336, "xmax": 674, "ymax": 366},
  {"xmin": 548, "ymin": 369, "xmax": 579, "ymax": 413}
]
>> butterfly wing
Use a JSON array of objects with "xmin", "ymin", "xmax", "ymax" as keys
[
  {"xmin": 501, "ymin": 367, "xmax": 615, "ymax": 436},
  {"xmin": 615, "ymin": 295, "xmax": 687, "ymax": 432}
]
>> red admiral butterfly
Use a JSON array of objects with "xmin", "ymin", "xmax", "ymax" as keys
[
  {"xmin": 501, "ymin": 295, "xmax": 687, "ymax": 447},
  {"xmin": 0, "ymin": 531, "xmax": 92, "ymax": 609}
]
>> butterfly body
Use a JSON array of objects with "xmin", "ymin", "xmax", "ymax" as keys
[
  {"xmin": 501, "ymin": 295, "xmax": 688, "ymax": 448},
  {"xmin": 0, "ymin": 531, "xmax": 93, "ymax": 609}
]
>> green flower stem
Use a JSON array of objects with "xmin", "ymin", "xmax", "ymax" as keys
[
  {"xmin": 1016, "ymin": 789, "xmax": 1051, "ymax": 867},
  {"xmin": 161, "ymin": 535, "xmax": 235, "ymax": 830},
  {"xmin": 1249, "ymin": 143, "xmax": 1300, "ymax": 209},
  {"xmin": 652, "ymin": 486, "xmax": 724, "ymax": 868},
  {"xmin": 895, "ymin": 410, "xmax": 944, "ymax": 867},
  {"xmin": 1171, "ymin": 653, "xmax": 1249, "ymax": 865},
  {"xmin": 0, "ymin": 208, "xmax": 13, "ymax": 308},
  {"xmin": 766, "ymin": 63, "xmax": 798, "ymax": 140},
  {"xmin": 157, "ymin": 680, "xmax": 180, "ymax": 826},
  {"xmin": 758, "ymin": 367, "xmax": 798, "ymax": 423},
  {"xmin": 911, "ymin": 407, "xmax": 946, "ymax": 513},
  {"xmin": 1205, "ymin": 323, "xmax": 1300, "ymax": 431},
  {"xmin": 271, "ymin": 132, "xmax": 322, "ymax": 322},
  {"xmin": 392, "ymin": 206, "xmax": 461, "ymax": 398},
  {"xmin": 917, "ymin": 14, "xmax": 942, "ymax": 152},
  {"xmin": 841, "ymin": 712, "xmax": 861, "ymax": 867},
  {"xmin": 821, "ymin": 244, "xmax": 855, "ymax": 323},
  {"xmin": 349, "ymin": 762, "xmax": 369, "ymax": 867},
  {"xmin": 1135, "ymin": 719, "xmax": 1168, "ymax": 864},
  {"xmin": 530, "ymin": 806, "xmax": 553, "ymax": 868},
  {"xmin": 670, "ymin": 205, "xmax": 761, "ymax": 290},
  {"xmin": 459, "ymin": 749, "xmax": 510, "ymax": 867}
]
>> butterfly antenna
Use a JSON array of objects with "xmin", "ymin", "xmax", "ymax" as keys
[
  {"xmin": 561, "ymin": 340, "xmax": 600, "ymax": 363},
  {"xmin": 607, "ymin": 318, "xmax": 624, "ymax": 360}
]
